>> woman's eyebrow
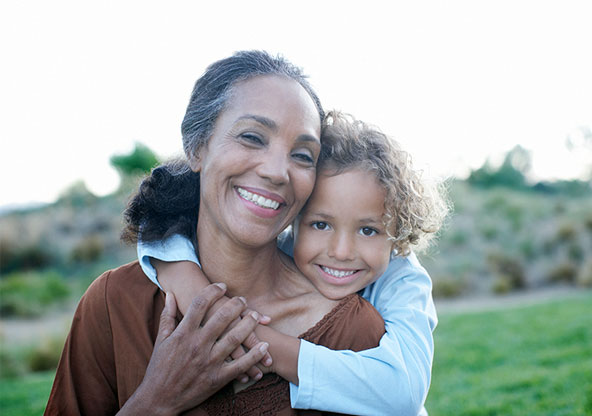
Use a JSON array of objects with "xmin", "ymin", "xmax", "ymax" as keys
[{"xmin": 237, "ymin": 114, "xmax": 277, "ymax": 129}]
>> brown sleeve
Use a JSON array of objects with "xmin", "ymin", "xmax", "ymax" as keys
[
  {"xmin": 44, "ymin": 271, "xmax": 118, "ymax": 416},
  {"xmin": 305, "ymin": 294, "xmax": 385, "ymax": 352}
]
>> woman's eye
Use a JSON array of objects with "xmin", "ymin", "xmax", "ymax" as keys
[
  {"xmin": 312, "ymin": 221, "xmax": 329, "ymax": 231},
  {"xmin": 360, "ymin": 227, "xmax": 378, "ymax": 237},
  {"xmin": 240, "ymin": 133, "xmax": 264, "ymax": 145},
  {"xmin": 292, "ymin": 150, "xmax": 315, "ymax": 165}
]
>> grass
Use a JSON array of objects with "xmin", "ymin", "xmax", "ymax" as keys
[
  {"xmin": 1, "ymin": 294, "xmax": 590, "ymax": 415},
  {"xmin": 0, "ymin": 371, "xmax": 54, "ymax": 416},
  {"xmin": 426, "ymin": 294, "xmax": 592, "ymax": 415}
]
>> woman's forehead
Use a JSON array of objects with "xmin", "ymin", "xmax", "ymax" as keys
[{"xmin": 225, "ymin": 75, "xmax": 321, "ymax": 127}]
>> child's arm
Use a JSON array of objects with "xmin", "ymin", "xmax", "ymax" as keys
[
  {"xmin": 139, "ymin": 235, "xmax": 435, "ymax": 415},
  {"xmin": 289, "ymin": 253, "xmax": 436, "ymax": 415}
]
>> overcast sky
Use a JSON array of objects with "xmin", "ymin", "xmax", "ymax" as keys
[{"xmin": 1, "ymin": 0, "xmax": 591, "ymax": 207}]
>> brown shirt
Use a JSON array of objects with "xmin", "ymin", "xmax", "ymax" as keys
[{"xmin": 45, "ymin": 262, "xmax": 385, "ymax": 415}]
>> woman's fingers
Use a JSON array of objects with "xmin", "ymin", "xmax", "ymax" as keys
[
  {"xmin": 223, "ymin": 341, "xmax": 270, "ymax": 382},
  {"xmin": 210, "ymin": 310, "xmax": 260, "ymax": 360},
  {"xmin": 175, "ymin": 283, "xmax": 228, "ymax": 336},
  {"xmin": 198, "ymin": 295, "xmax": 249, "ymax": 344}
]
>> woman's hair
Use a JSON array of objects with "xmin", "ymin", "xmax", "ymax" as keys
[
  {"xmin": 182, "ymin": 50, "xmax": 324, "ymax": 160},
  {"xmin": 122, "ymin": 50, "xmax": 324, "ymax": 243},
  {"xmin": 318, "ymin": 111, "xmax": 449, "ymax": 255}
]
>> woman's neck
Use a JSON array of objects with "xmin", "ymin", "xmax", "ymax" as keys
[{"xmin": 196, "ymin": 219, "xmax": 282, "ymax": 299}]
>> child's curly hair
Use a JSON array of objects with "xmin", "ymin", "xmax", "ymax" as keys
[{"xmin": 319, "ymin": 111, "xmax": 449, "ymax": 256}]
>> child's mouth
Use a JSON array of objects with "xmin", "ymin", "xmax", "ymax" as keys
[{"xmin": 320, "ymin": 265, "xmax": 359, "ymax": 279}]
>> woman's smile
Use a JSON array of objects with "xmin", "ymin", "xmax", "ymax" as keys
[
  {"xmin": 235, "ymin": 186, "xmax": 285, "ymax": 218},
  {"xmin": 194, "ymin": 75, "xmax": 321, "ymax": 248}
]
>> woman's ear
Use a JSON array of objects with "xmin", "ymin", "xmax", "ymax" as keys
[{"xmin": 188, "ymin": 152, "xmax": 202, "ymax": 173}]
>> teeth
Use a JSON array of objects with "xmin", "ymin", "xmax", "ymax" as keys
[
  {"xmin": 321, "ymin": 266, "xmax": 356, "ymax": 278},
  {"xmin": 237, "ymin": 187, "xmax": 280, "ymax": 210}
]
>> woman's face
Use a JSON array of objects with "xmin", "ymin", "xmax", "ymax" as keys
[{"xmin": 193, "ymin": 75, "xmax": 322, "ymax": 248}]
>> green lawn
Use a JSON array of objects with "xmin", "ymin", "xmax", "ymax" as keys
[
  {"xmin": 1, "ymin": 294, "xmax": 591, "ymax": 415},
  {"xmin": 426, "ymin": 294, "xmax": 592, "ymax": 415},
  {"xmin": 0, "ymin": 371, "xmax": 54, "ymax": 416}
]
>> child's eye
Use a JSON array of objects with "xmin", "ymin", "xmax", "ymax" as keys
[
  {"xmin": 359, "ymin": 227, "xmax": 378, "ymax": 237},
  {"xmin": 312, "ymin": 221, "xmax": 329, "ymax": 231}
]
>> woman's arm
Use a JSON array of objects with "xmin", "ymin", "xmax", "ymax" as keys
[{"xmin": 45, "ymin": 270, "xmax": 269, "ymax": 415}]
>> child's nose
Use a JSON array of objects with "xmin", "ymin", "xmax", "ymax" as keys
[{"xmin": 328, "ymin": 233, "xmax": 356, "ymax": 261}]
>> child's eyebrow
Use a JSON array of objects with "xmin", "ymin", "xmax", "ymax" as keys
[{"xmin": 358, "ymin": 218, "xmax": 383, "ymax": 225}]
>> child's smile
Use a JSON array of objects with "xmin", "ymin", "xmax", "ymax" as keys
[{"xmin": 293, "ymin": 168, "xmax": 393, "ymax": 300}]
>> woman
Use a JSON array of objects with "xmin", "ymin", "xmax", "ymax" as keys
[{"xmin": 46, "ymin": 51, "xmax": 436, "ymax": 415}]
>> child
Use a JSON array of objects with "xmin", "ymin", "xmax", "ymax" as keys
[{"xmin": 139, "ymin": 111, "xmax": 447, "ymax": 415}]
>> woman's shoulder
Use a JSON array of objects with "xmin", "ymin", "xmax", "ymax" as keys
[
  {"xmin": 302, "ymin": 294, "xmax": 385, "ymax": 352},
  {"xmin": 80, "ymin": 261, "xmax": 162, "ymax": 319}
]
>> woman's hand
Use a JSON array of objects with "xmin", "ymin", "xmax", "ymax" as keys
[
  {"xmin": 119, "ymin": 283, "xmax": 270, "ymax": 415},
  {"xmin": 155, "ymin": 259, "xmax": 273, "ymax": 381}
]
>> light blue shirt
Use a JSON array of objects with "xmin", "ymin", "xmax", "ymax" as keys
[{"xmin": 138, "ymin": 234, "xmax": 436, "ymax": 416}]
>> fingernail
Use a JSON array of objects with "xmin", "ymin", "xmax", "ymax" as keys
[
  {"xmin": 238, "ymin": 296, "xmax": 247, "ymax": 305},
  {"xmin": 214, "ymin": 282, "xmax": 227, "ymax": 290},
  {"xmin": 264, "ymin": 357, "xmax": 272, "ymax": 366},
  {"xmin": 259, "ymin": 342, "xmax": 269, "ymax": 353},
  {"xmin": 240, "ymin": 375, "xmax": 249, "ymax": 383},
  {"xmin": 254, "ymin": 372, "xmax": 263, "ymax": 381},
  {"xmin": 251, "ymin": 311, "xmax": 260, "ymax": 321}
]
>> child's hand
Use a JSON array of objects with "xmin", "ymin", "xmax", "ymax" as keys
[{"xmin": 228, "ymin": 307, "xmax": 273, "ymax": 383}]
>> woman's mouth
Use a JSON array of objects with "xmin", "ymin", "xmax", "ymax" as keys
[{"xmin": 237, "ymin": 187, "xmax": 282, "ymax": 210}]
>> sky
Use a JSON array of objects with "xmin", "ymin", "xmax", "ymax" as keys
[{"xmin": 1, "ymin": 0, "xmax": 591, "ymax": 208}]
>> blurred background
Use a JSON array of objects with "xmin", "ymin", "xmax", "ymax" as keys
[{"xmin": 1, "ymin": 1, "xmax": 591, "ymax": 415}]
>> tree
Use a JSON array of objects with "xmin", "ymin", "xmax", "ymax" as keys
[{"xmin": 110, "ymin": 143, "xmax": 159, "ymax": 177}]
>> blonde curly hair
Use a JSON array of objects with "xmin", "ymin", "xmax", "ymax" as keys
[{"xmin": 318, "ymin": 111, "xmax": 449, "ymax": 256}]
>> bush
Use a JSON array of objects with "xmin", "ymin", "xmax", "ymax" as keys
[
  {"xmin": 547, "ymin": 262, "xmax": 578, "ymax": 283},
  {"xmin": 555, "ymin": 222, "xmax": 577, "ymax": 243},
  {"xmin": 487, "ymin": 253, "xmax": 526, "ymax": 291},
  {"xmin": 26, "ymin": 336, "xmax": 65, "ymax": 373},
  {"xmin": 0, "ymin": 271, "xmax": 71, "ymax": 317},
  {"xmin": 70, "ymin": 235, "xmax": 104, "ymax": 264},
  {"xmin": 433, "ymin": 275, "xmax": 467, "ymax": 298},
  {"xmin": 0, "ymin": 242, "xmax": 54, "ymax": 275},
  {"xmin": 577, "ymin": 259, "xmax": 592, "ymax": 287}
]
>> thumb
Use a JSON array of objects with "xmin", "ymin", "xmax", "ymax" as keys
[{"xmin": 155, "ymin": 291, "xmax": 178, "ymax": 348}]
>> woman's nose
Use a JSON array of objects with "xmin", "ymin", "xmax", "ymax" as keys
[
  {"xmin": 328, "ymin": 233, "xmax": 356, "ymax": 262},
  {"xmin": 256, "ymin": 147, "xmax": 289, "ymax": 185}
]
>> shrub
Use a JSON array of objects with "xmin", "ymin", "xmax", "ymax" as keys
[
  {"xmin": 492, "ymin": 275, "xmax": 514, "ymax": 294},
  {"xmin": 0, "ymin": 242, "xmax": 54, "ymax": 275},
  {"xmin": 547, "ymin": 262, "xmax": 578, "ymax": 283},
  {"xmin": 26, "ymin": 336, "xmax": 65, "ymax": 372},
  {"xmin": 433, "ymin": 275, "xmax": 467, "ymax": 298},
  {"xmin": 0, "ymin": 271, "xmax": 71, "ymax": 317},
  {"xmin": 555, "ymin": 222, "xmax": 577, "ymax": 243},
  {"xmin": 577, "ymin": 259, "xmax": 592, "ymax": 287},
  {"xmin": 70, "ymin": 235, "xmax": 104, "ymax": 264},
  {"xmin": 487, "ymin": 252, "xmax": 526, "ymax": 291}
]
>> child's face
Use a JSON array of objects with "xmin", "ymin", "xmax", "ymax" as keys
[{"xmin": 293, "ymin": 168, "xmax": 393, "ymax": 300}]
